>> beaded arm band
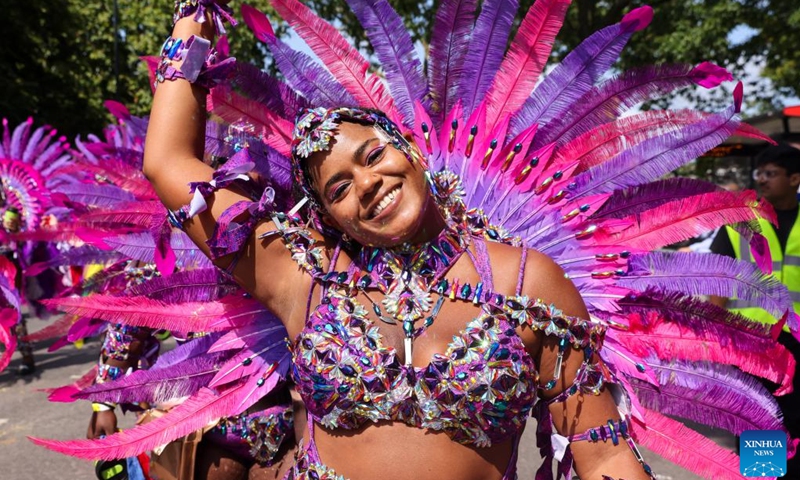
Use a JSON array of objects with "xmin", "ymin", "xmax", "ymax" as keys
[
  {"xmin": 155, "ymin": 34, "xmax": 235, "ymax": 89},
  {"xmin": 168, "ymin": 152, "xmax": 278, "ymax": 260},
  {"xmin": 174, "ymin": 0, "xmax": 237, "ymax": 34}
]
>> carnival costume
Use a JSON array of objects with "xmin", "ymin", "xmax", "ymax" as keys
[{"xmin": 30, "ymin": 0, "xmax": 800, "ymax": 479}]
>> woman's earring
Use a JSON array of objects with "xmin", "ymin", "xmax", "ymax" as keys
[{"xmin": 341, "ymin": 233, "xmax": 351, "ymax": 243}]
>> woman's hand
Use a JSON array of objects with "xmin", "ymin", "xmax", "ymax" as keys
[{"xmin": 87, "ymin": 410, "xmax": 118, "ymax": 439}]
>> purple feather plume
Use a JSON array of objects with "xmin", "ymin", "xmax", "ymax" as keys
[
  {"xmin": 428, "ymin": 0, "xmax": 478, "ymax": 126},
  {"xmin": 620, "ymin": 252, "xmax": 795, "ymax": 324},
  {"xmin": 509, "ymin": 6, "xmax": 653, "ymax": 139},
  {"xmin": 631, "ymin": 358, "xmax": 785, "ymax": 435},
  {"xmin": 345, "ymin": 0, "xmax": 428, "ymax": 125},
  {"xmin": 534, "ymin": 63, "xmax": 733, "ymax": 149},
  {"xmin": 455, "ymin": 0, "xmax": 519, "ymax": 116},
  {"xmin": 124, "ymin": 268, "xmax": 239, "ymax": 303},
  {"xmin": 241, "ymin": 3, "xmax": 356, "ymax": 108},
  {"xmin": 571, "ymin": 103, "xmax": 739, "ymax": 197},
  {"xmin": 593, "ymin": 177, "xmax": 720, "ymax": 219}
]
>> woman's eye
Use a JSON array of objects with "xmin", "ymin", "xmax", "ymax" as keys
[
  {"xmin": 330, "ymin": 183, "xmax": 349, "ymax": 201},
  {"xmin": 367, "ymin": 145, "xmax": 385, "ymax": 165}
]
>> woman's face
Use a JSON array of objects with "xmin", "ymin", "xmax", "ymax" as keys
[{"xmin": 305, "ymin": 122, "xmax": 436, "ymax": 247}]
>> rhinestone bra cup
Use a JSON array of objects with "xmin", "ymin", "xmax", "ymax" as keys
[{"xmin": 291, "ymin": 290, "xmax": 538, "ymax": 448}]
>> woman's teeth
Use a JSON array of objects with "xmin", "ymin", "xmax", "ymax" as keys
[{"xmin": 372, "ymin": 187, "xmax": 399, "ymax": 218}]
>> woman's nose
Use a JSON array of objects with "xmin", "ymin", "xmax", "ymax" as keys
[{"xmin": 356, "ymin": 170, "xmax": 381, "ymax": 199}]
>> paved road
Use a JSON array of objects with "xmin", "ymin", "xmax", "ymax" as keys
[{"xmin": 1, "ymin": 315, "xmax": 733, "ymax": 480}]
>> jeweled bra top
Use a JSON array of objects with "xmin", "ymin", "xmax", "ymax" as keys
[{"xmin": 285, "ymin": 227, "xmax": 604, "ymax": 448}]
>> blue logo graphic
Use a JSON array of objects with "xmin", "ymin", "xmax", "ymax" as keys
[{"xmin": 740, "ymin": 430, "xmax": 787, "ymax": 477}]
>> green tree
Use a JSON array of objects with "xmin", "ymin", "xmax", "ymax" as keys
[{"xmin": 1, "ymin": 0, "xmax": 272, "ymax": 137}]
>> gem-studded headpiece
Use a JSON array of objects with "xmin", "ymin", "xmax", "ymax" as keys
[{"xmin": 290, "ymin": 107, "xmax": 409, "ymax": 209}]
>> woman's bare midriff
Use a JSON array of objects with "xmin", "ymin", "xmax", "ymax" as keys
[{"xmin": 311, "ymin": 419, "xmax": 517, "ymax": 480}]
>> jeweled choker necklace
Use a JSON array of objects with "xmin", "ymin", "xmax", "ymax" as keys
[{"xmin": 351, "ymin": 222, "xmax": 470, "ymax": 363}]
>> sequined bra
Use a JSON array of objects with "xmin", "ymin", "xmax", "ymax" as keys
[{"xmin": 289, "ymin": 235, "xmax": 604, "ymax": 448}]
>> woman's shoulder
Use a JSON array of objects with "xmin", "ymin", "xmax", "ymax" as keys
[{"xmin": 481, "ymin": 239, "xmax": 586, "ymax": 317}]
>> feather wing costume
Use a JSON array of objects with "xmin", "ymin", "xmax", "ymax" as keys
[{"xmin": 31, "ymin": 2, "xmax": 797, "ymax": 479}]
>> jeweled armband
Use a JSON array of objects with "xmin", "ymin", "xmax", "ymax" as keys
[
  {"xmin": 173, "ymin": 0, "xmax": 237, "ymax": 34},
  {"xmin": 155, "ymin": 34, "xmax": 235, "ymax": 89}
]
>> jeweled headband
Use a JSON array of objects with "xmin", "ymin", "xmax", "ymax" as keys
[{"xmin": 290, "ymin": 106, "xmax": 414, "ymax": 215}]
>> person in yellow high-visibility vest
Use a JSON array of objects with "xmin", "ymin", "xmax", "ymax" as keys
[{"xmin": 710, "ymin": 143, "xmax": 800, "ymax": 476}]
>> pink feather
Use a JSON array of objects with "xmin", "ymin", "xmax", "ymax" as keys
[
  {"xmin": 269, "ymin": 0, "xmax": 398, "ymax": 120},
  {"xmin": 42, "ymin": 295, "xmax": 268, "ymax": 334},
  {"xmin": 24, "ymin": 315, "xmax": 76, "ymax": 342},
  {"xmin": 594, "ymin": 190, "xmax": 773, "ymax": 251},
  {"xmin": 0, "ymin": 308, "xmax": 18, "ymax": 373},
  {"xmin": 44, "ymin": 366, "xmax": 99, "ymax": 403},
  {"xmin": 30, "ymin": 369, "xmax": 283, "ymax": 461},
  {"xmin": 617, "ymin": 312, "xmax": 795, "ymax": 393},
  {"xmin": 485, "ymin": 0, "xmax": 571, "ymax": 126},
  {"xmin": 208, "ymin": 86, "xmax": 293, "ymax": 156},
  {"xmin": 634, "ymin": 408, "xmax": 753, "ymax": 480}
]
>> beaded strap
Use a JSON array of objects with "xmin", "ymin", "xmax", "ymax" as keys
[
  {"xmin": 155, "ymin": 34, "xmax": 235, "ymax": 89},
  {"xmin": 573, "ymin": 419, "xmax": 657, "ymax": 480},
  {"xmin": 173, "ymin": 0, "xmax": 237, "ymax": 34},
  {"xmin": 168, "ymin": 151, "xmax": 256, "ymax": 228}
]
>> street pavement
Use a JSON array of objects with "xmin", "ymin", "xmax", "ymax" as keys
[{"xmin": 1, "ymin": 315, "xmax": 733, "ymax": 479}]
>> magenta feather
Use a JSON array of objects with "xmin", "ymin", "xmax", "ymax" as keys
[
  {"xmin": 345, "ymin": 0, "xmax": 427, "ymax": 126},
  {"xmin": 241, "ymin": 4, "xmax": 355, "ymax": 108},
  {"xmin": 634, "ymin": 408, "xmax": 746, "ymax": 480},
  {"xmin": 46, "ymin": 366, "xmax": 99, "ymax": 402},
  {"xmin": 571, "ymin": 103, "xmax": 740, "ymax": 197},
  {"xmin": 456, "ymin": 0, "xmax": 519, "ymax": 116},
  {"xmin": 617, "ymin": 311, "xmax": 794, "ymax": 392},
  {"xmin": 0, "ymin": 308, "xmax": 18, "ymax": 373},
  {"xmin": 208, "ymin": 86, "xmax": 293, "ymax": 156},
  {"xmin": 42, "ymin": 295, "xmax": 268, "ymax": 334},
  {"xmin": 427, "ymin": 0, "xmax": 477, "ymax": 126},
  {"xmin": 30, "ymin": 367, "xmax": 287, "ymax": 461},
  {"xmin": 594, "ymin": 190, "xmax": 771, "ymax": 250},
  {"xmin": 485, "ymin": 0, "xmax": 571, "ymax": 126},
  {"xmin": 536, "ymin": 63, "xmax": 733, "ymax": 150},
  {"xmin": 620, "ymin": 252, "xmax": 794, "ymax": 323},
  {"xmin": 593, "ymin": 177, "xmax": 719, "ymax": 219},
  {"xmin": 76, "ymin": 352, "xmax": 230, "ymax": 405},
  {"xmin": 269, "ymin": 0, "xmax": 398, "ymax": 119},
  {"xmin": 228, "ymin": 56, "xmax": 307, "ymax": 120},
  {"xmin": 509, "ymin": 6, "xmax": 652, "ymax": 140},
  {"xmin": 124, "ymin": 268, "xmax": 238, "ymax": 303},
  {"xmin": 22, "ymin": 314, "xmax": 78, "ymax": 343}
]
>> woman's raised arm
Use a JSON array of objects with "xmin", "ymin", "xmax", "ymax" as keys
[{"xmin": 142, "ymin": 11, "xmax": 303, "ymax": 313}]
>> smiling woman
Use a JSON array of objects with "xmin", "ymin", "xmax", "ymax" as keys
[{"xmin": 31, "ymin": 0, "xmax": 799, "ymax": 479}]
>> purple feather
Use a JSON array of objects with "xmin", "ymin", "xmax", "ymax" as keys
[
  {"xmin": 76, "ymin": 351, "xmax": 231, "ymax": 405},
  {"xmin": 345, "ymin": 0, "xmax": 428, "ymax": 125},
  {"xmin": 102, "ymin": 231, "xmax": 212, "ymax": 269},
  {"xmin": 241, "ymin": 4, "xmax": 356, "ymax": 108},
  {"xmin": 509, "ymin": 6, "xmax": 652, "ymax": 139},
  {"xmin": 9, "ymin": 117, "xmax": 33, "ymax": 159},
  {"xmin": 55, "ymin": 183, "xmax": 136, "ymax": 208},
  {"xmin": 150, "ymin": 332, "xmax": 223, "ymax": 369},
  {"xmin": 428, "ymin": 0, "xmax": 478, "ymax": 127},
  {"xmin": 267, "ymin": 37, "xmax": 357, "ymax": 108},
  {"xmin": 571, "ymin": 103, "xmax": 739, "ymax": 197},
  {"xmin": 125, "ymin": 268, "xmax": 239, "ymax": 303},
  {"xmin": 22, "ymin": 125, "xmax": 48, "ymax": 162},
  {"xmin": 25, "ymin": 246, "xmax": 124, "ymax": 276},
  {"xmin": 228, "ymin": 61, "xmax": 306, "ymax": 120},
  {"xmin": 631, "ymin": 358, "xmax": 785, "ymax": 435},
  {"xmin": 620, "ymin": 252, "xmax": 795, "ymax": 324},
  {"xmin": 456, "ymin": 0, "xmax": 519, "ymax": 116},
  {"xmin": 534, "ymin": 64, "xmax": 731, "ymax": 150},
  {"xmin": 617, "ymin": 289, "xmax": 776, "ymax": 352},
  {"xmin": 593, "ymin": 177, "xmax": 720, "ymax": 219}
]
